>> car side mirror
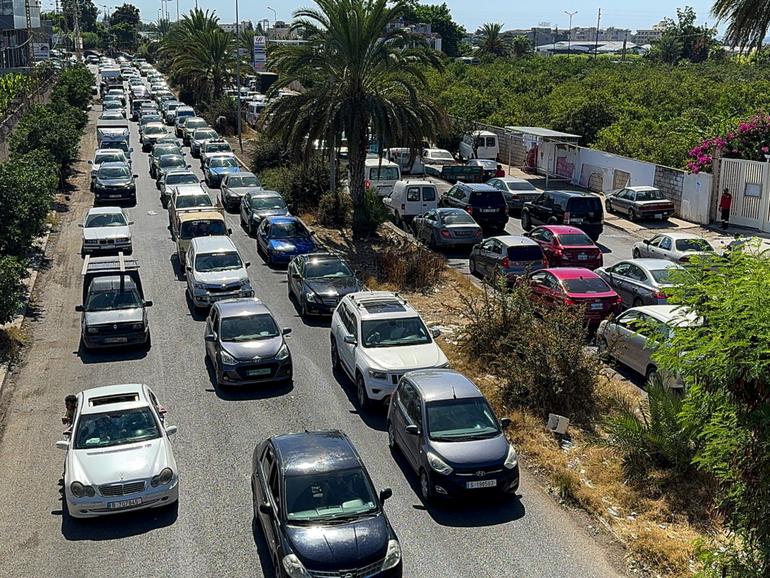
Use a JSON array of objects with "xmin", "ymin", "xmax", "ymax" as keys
[
  {"xmin": 430, "ymin": 327, "xmax": 441, "ymax": 338},
  {"xmin": 343, "ymin": 334, "xmax": 357, "ymax": 346},
  {"xmin": 245, "ymin": 261, "xmax": 251, "ymax": 268},
  {"xmin": 186, "ymin": 165, "xmax": 191, "ymax": 169},
  {"xmin": 55, "ymin": 440, "xmax": 70, "ymax": 450},
  {"xmin": 227, "ymin": 228, "xmax": 233, "ymax": 235},
  {"xmin": 200, "ymin": 179, "xmax": 206, "ymax": 184},
  {"xmin": 205, "ymin": 333, "xmax": 216, "ymax": 342},
  {"xmin": 405, "ymin": 424, "xmax": 420, "ymax": 436},
  {"xmin": 282, "ymin": 327, "xmax": 292, "ymax": 336},
  {"xmin": 144, "ymin": 300, "xmax": 153, "ymax": 307},
  {"xmin": 78, "ymin": 223, "xmax": 84, "ymax": 228},
  {"xmin": 379, "ymin": 488, "xmax": 393, "ymax": 503},
  {"xmin": 88, "ymin": 160, "xmax": 93, "ymax": 164},
  {"xmin": 133, "ymin": 174, "xmax": 139, "ymax": 179},
  {"xmin": 128, "ymin": 221, "xmax": 135, "ymax": 225},
  {"xmin": 500, "ymin": 417, "xmax": 512, "ymax": 429},
  {"xmin": 259, "ymin": 502, "xmax": 274, "ymax": 516},
  {"xmin": 186, "ymin": 266, "xmax": 192, "ymax": 272},
  {"xmin": 165, "ymin": 424, "xmax": 178, "ymax": 436},
  {"xmin": 75, "ymin": 304, "xmax": 84, "ymax": 312},
  {"xmin": 644, "ymin": 239, "xmax": 651, "ymax": 245}
]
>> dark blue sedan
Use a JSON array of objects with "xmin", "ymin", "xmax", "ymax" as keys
[
  {"xmin": 255, "ymin": 216, "xmax": 318, "ymax": 266},
  {"xmin": 203, "ymin": 155, "xmax": 240, "ymax": 188}
]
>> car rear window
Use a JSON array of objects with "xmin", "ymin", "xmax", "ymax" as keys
[
  {"xmin": 557, "ymin": 233, "xmax": 594, "ymax": 246},
  {"xmin": 566, "ymin": 197, "xmax": 603, "ymax": 213},
  {"xmin": 470, "ymin": 190, "xmax": 505, "ymax": 207},
  {"xmin": 562, "ymin": 277, "xmax": 611, "ymax": 293},
  {"xmin": 507, "ymin": 245, "xmax": 543, "ymax": 260}
]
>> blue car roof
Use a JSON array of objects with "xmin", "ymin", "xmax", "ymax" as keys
[{"xmin": 265, "ymin": 215, "xmax": 299, "ymax": 225}]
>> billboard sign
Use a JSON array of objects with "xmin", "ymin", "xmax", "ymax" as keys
[{"xmin": 252, "ymin": 35, "xmax": 266, "ymax": 72}]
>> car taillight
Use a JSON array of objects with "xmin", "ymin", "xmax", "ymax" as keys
[
  {"xmin": 564, "ymin": 297, "xmax": 577, "ymax": 306},
  {"xmin": 501, "ymin": 257, "xmax": 510, "ymax": 269},
  {"xmin": 474, "ymin": 229, "xmax": 483, "ymax": 238},
  {"xmin": 564, "ymin": 211, "xmax": 571, "ymax": 224},
  {"xmin": 679, "ymin": 255, "xmax": 690, "ymax": 263},
  {"xmin": 440, "ymin": 230, "xmax": 451, "ymax": 239},
  {"xmin": 466, "ymin": 206, "xmax": 473, "ymax": 214},
  {"xmin": 401, "ymin": 204, "xmax": 405, "ymax": 211},
  {"xmin": 653, "ymin": 289, "xmax": 667, "ymax": 299},
  {"xmin": 612, "ymin": 295, "xmax": 622, "ymax": 304},
  {"xmin": 364, "ymin": 179, "xmax": 371, "ymax": 189}
]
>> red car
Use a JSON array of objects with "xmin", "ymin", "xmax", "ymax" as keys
[
  {"xmin": 526, "ymin": 225, "xmax": 603, "ymax": 270},
  {"xmin": 526, "ymin": 267, "xmax": 621, "ymax": 324}
]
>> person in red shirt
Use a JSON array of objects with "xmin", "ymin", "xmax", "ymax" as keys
[
  {"xmin": 495, "ymin": 164, "xmax": 506, "ymax": 178},
  {"xmin": 719, "ymin": 188, "xmax": 733, "ymax": 230}
]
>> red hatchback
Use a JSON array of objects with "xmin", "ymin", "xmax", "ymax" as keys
[
  {"xmin": 527, "ymin": 267, "xmax": 621, "ymax": 324},
  {"xmin": 526, "ymin": 225, "xmax": 603, "ymax": 270}
]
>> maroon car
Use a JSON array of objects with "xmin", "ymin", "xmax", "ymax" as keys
[{"xmin": 526, "ymin": 225, "xmax": 603, "ymax": 270}]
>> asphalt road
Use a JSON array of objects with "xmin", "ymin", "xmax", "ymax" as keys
[{"xmin": 0, "ymin": 94, "xmax": 626, "ymax": 576}]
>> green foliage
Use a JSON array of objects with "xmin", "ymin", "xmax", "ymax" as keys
[
  {"xmin": 259, "ymin": 155, "xmax": 338, "ymax": 212},
  {"xmin": 374, "ymin": 236, "xmax": 445, "ymax": 290},
  {"xmin": 51, "ymin": 65, "xmax": 94, "ymax": 110},
  {"xmin": 0, "ymin": 150, "xmax": 58, "ymax": 257},
  {"xmin": 10, "ymin": 103, "xmax": 83, "ymax": 168},
  {"xmin": 0, "ymin": 73, "xmax": 32, "ymax": 118},
  {"xmin": 402, "ymin": 1, "xmax": 465, "ymax": 57},
  {"xmin": 647, "ymin": 7, "xmax": 716, "ymax": 64},
  {"xmin": 80, "ymin": 31, "xmax": 99, "ymax": 50},
  {"xmin": 510, "ymin": 35, "xmax": 532, "ymax": 58},
  {"xmin": 199, "ymin": 96, "xmax": 238, "ymax": 136},
  {"xmin": 109, "ymin": 3, "xmax": 140, "ymax": 28},
  {"xmin": 317, "ymin": 190, "xmax": 352, "ymax": 228},
  {"xmin": 654, "ymin": 248, "xmax": 770, "ymax": 573},
  {"xmin": 61, "ymin": 0, "xmax": 98, "ymax": 32},
  {"xmin": 358, "ymin": 187, "xmax": 390, "ymax": 233},
  {"xmin": 0, "ymin": 256, "xmax": 27, "ymax": 325},
  {"xmin": 251, "ymin": 136, "xmax": 289, "ymax": 173},
  {"xmin": 476, "ymin": 23, "xmax": 508, "ymax": 58},
  {"xmin": 712, "ymin": 0, "xmax": 770, "ymax": 51},
  {"xmin": 457, "ymin": 280, "xmax": 599, "ymax": 421}
]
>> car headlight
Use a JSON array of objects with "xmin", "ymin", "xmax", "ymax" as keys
[
  {"xmin": 131, "ymin": 322, "xmax": 145, "ymax": 330},
  {"xmin": 151, "ymin": 467, "xmax": 174, "ymax": 487},
  {"xmin": 504, "ymin": 445, "xmax": 518, "ymax": 470},
  {"xmin": 427, "ymin": 451, "xmax": 453, "ymax": 475},
  {"xmin": 193, "ymin": 281, "xmax": 206, "ymax": 291},
  {"xmin": 220, "ymin": 350, "xmax": 237, "ymax": 365},
  {"xmin": 87, "ymin": 326, "xmax": 99, "ymax": 334},
  {"xmin": 275, "ymin": 343, "xmax": 290, "ymax": 361},
  {"xmin": 381, "ymin": 539, "xmax": 402, "ymax": 571},
  {"xmin": 281, "ymin": 554, "xmax": 310, "ymax": 578},
  {"xmin": 368, "ymin": 369, "xmax": 387, "ymax": 381},
  {"xmin": 305, "ymin": 291, "xmax": 317, "ymax": 303},
  {"xmin": 70, "ymin": 481, "xmax": 95, "ymax": 497}
]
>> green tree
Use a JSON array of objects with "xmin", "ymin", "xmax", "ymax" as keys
[
  {"xmin": 477, "ymin": 22, "xmax": 509, "ymax": 58},
  {"xmin": 265, "ymin": 0, "xmax": 446, "ymax": 238},
  {"xmin": 0, "ymin": 256, "xmax": 26, "ymax": 325},
  {"xmin": 61, "ymin": 0, "xmax": 98, "ymax": 32},
  {"xmin": 10, "ymin": 104, "xmax": 83, "ymax": 170},
  {"xmin": 109, "ymin": 3, "xmax": 141, "ymax": 28},
  {"xmin": 403, "ymin": 2, "xmax": 466, "ymax": 57},
  {"xmin": 712, "ymin": 0, "xmax": 770, "ymax": 52},
  {"xmin": 112, "ymin": 21, "xmax": 138, "ymax": 50},
  {"xmin": 510, "ymin": 35, "xmax": 532, "ymax": 58},
  {"xmin": 653, "ymin": 30, "xmax": 684, "ymax": 64},
  {"xmin": 654, "ymin": 249, "xmax": 770, "ymax": 573},
  {"xmin": 657, "ymin": 7, "xmax": 716, "ymax": 62}
]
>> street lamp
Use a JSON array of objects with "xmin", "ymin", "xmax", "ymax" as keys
[
  {"xmin": 267, "ymin": 5, "xmax": 276, "ymax": 30},
  {"xmin": 235, "ymin": 0, "xmax": 243, "ymax": 152},
  {"xmin": 564, "ymin": 10, "xmax": 577, "ymax": 56}
]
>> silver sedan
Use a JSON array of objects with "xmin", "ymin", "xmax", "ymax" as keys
[
  {"xmin": 595, "ymin": 258, "xmax": 683, "ymax": 308},
  {"xmin": 632, "ymin": 232, "xmax": 715, "ymax": 263},
  {"xmin": 412, "ymin": 208, "xmax": 483, "ymax": 249}
]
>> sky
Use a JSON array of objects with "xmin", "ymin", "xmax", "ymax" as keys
[{"xmin": 50, "ymin": 0, "xmax": 721, "ymax": 33}]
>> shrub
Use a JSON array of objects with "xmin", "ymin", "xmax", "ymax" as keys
[
  {"xmin": 51, "ymin": 65, "xmax": 94, "ymax": 110},
  {"xmin": 251, "ymin": 136, "xmax": 289, "ymax": 173},
  {"xmin": 10, "ymin": 104, "xmax": 83, "ymax": 168},
  {"xmin": 318, "ymin": 190, "xmax": 352, "ymax": 228},
  {"xmin": 260, "ymin": 155, "xmax": 339, "ymax": 212},
  {"xmin": 200, "ymin": 96, "xmax": 239, "ymax": 136},
  {"xmin": 457, "ymin": 280, "xmax": 599, "ymax": 422},
  {"xmin": 374, "ymin": 238, "xmax": 445, "ymax": 290},
  {"xmin": 358, "ymin": 187, "xmax": 390, "ymax": 234},
  {"xmin": 0, "ymin": 256, "xmax": 27, "ymax": 325}
]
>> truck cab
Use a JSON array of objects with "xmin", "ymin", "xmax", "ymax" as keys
[{"xmin": 75, "ymin": 254, "xmax": 153, "ymax": 351}]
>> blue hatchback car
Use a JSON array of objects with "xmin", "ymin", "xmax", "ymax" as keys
[
  {"xmin": 203, "ymin": 155, "xmax": 240, "ymax": 188},
  {"xmin": 256, "ymin": 216, "xmax": 318, "ymax": 266}
]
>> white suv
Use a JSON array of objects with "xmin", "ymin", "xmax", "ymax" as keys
[{"xmin": 330, "ymin": 291, "xmax": 448, "ymax": 410}]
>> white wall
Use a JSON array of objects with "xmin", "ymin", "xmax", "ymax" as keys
[
  {"xmin": 574, "ymin": 148, "xmax": 657, "ymax": 192},
  {"xmin": 680, "ymin": 172, "xmax": 712, "ymax": 225}
]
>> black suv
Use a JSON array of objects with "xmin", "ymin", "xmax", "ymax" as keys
[
  {"xmin": 252, "ymin": 431, "xmax": 403, "ymax": 577},
  {"xmin": 520, "ymin": 190, "xmax": 604, "ymax": 241},
  {"xmin": 438, "ymin": 183, "xmax": 508, "ymax": 232}
]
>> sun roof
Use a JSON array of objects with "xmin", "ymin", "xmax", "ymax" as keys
[
  {"xmin": 361, "ymin": 301, "xmax": 407, "ymax": 314},
  {"xmin": 89, "ymin": 393, "xmax": 139, "ymax": 407}
]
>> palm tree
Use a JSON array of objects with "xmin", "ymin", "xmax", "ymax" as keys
[
  {"xmin": 712, "ymin": 0, "xmax": 770, "ymax": 52},
  {"xmin": 264, "ymin": 0, "xmax": 446, "ymax": 238},
  {"xmin": 477, "ymin": 22, "xmax": 509, "ymax": 58}
]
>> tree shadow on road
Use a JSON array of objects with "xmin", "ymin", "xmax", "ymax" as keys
[
  {"xmin": 389, "ymin": 446, "xmax": 525, "ymax": 527},
  {"xmin": 330, "ymin": 365, "xmax": 387, "ymax": 432},
  {"xmin": 56, "ymin": 500, "xmax": 178, "ymax": 541}
]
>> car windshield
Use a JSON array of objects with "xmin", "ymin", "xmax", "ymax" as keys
[
  {"xmin": 206, "ymin": 143, "xmax": 231, "ymax": 154},
  {"xmin": 676, "ymin": 238, "xmax": 713, "ymax": 252},
  {"xmin": 270, "ymin": 221, "xmax": 309, "ymax": 239},
  {"xmin": 558, "ymin": 234, "xmax": 594, "ymax": 246},
  {"xmin": 426, "ymin": 398, "xmax": 500, "ymax": 441},
  {"xmin": 561, "ymin": 277, "xmax": 611, "ymax": 293},
  {"xmin": 145, "ymin": 125, "xmax": 166, "ymax": 135},
  {"xmin": 368, "ymin": 166, "xmax": 399, "ymax": 180},
  {"xmin": 430, "ymin": 151, "xmax": 453, "ymax": 161},
  {"xmin": 179, "ymin": 219, "xmax": 226, "ymax": 239},
  {"xmin": 153, "ymin": 146, "xmax": 180, "ymax": 158},
  {"xmin": 166, "ymin": 173, "xmax": 199, "ymax": 185},
  {"xmin": 228, "ymin": 174, "xmax": 261, "ymax": 187},
  {"xmin": 195, "ymin": 251, "xmax": 242, "ymax": 272},
  {"xmin": 650, "ymin": 268, "xmax": 675, "ymax": 284},
  {"xmin": 176, "ymin": 194, "xmax": 212, "ymax": 209},
  {"xmin": 470, "ymin": 190, "xmax": 506, "ymax": 207},
  {"xmin": 194, "ymin": 129, "xmax": 218, "ymax": 140},
  {"xmin": 141, "ymin": 115, "xmax": 161, "ymax": 124},
  {"xmin": 506, "ymin": 181, "xmax": 536, "ymax": 191},
  {"xmin": 74, "ymin": 407, "xmax": 160, "ymax": 449},
  {"xmin": 95, "ymin": 153, "xmax": 124, "ymax": 164},
  {"xmin": 441, "ymin": 211, "xmax": 475, "ymax": 225},
  {"xmin": 103, "ymin": 101, "xmax": 121, "ymax": 109},
  {"xmin": 160, "ymin": 156, "xmax": 185, "ymax": 168},
  {"xmin": 636, "ymin": 189, "xmax": 665, "ymax": 201},
  {"xmin": 305, "ymin": 259, "xmax": 352, "ymax": 279},
  {"xmin": 361, "ymin": 317, "xmax": 431, "ymax": 348},
  {"xmin": 98, "ymin": 166, "xmax": 130, "ymax": 178},
  {"xmin": 86, "ymin": 286, "xmax": 142, "ymax": 311},
  {"xmin": 209, "ymin": 157, "xmax": 238, "ymax": 168},
  {"xmin": 251, "ymin": 196, "xmax": 286, "ymax": 210},
  {"xmin": 219, "ymin": 314, "xmax": 279, "ymax": 342},
  {"xmin": 85, "ymin": 212, "xmax": 126, "ymax": 227},
  {"xmin": 186, "ymin": 119, "xmax": 206, "ymax": 129},
  {"xmin": 285, "ymin": 468, "xmax": 378, "ymax": 522}
]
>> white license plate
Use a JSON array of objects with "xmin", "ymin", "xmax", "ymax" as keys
[
  {"xmin": 578, "ymin": 254, "xmax": 588, "ymax": 260},
  {"xmin": 570, "ymin": 218, "xmax": 584, "ymax": 224},
  {"xmin": 590, "ymin": 302, "xmax": 604, "ymax": 310},
  {"xmin": 108, "ymin": 497, "xmax": 142, "ymax": 509},
  {"xmin": 479, "ymin": 208, "xmax": 497, "ymax": 213},
  {"xmin": 654, "ymin": 213, "xmax": 662, "ymax": 219},
  {"xmin": 108, "ymin": 194, "xmax": 122, "ymax": 198},
  {"xmin": 247, "ymin": 368, "xmax": 272, "ymax": 376},
  {"xmin": 466, "ymin": 479, "xmax": 497, "ymax": 489},
  {"xmin": 104, "ymin": 337, "xmax": 128, "ymax": 343}
]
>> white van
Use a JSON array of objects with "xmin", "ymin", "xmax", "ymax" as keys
[
  {"xmin": 459, "ymin": 130, "xmax": 499, "ymax": 161},
  {"xmin": 246, "ymin": 101, "xmax": 267, "ymax": 128},
  {"xmin": 382, "ymin": 180, "xmax": 439, "ymax": 226},
  {"xmin": 365, "ymin": 158, "xmax": 401, "ymax": 197}
]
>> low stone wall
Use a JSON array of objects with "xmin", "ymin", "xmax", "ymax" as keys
[{"xmin": 653, "ymin": 166, "xmax": 685, "ymax": 214}]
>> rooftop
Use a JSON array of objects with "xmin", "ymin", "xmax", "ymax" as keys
[
  {"xmin": 504, "ymin": 126, "xmax": 581, "ymax": 140},
  {"xmin": 273, "ymin": 431, "xmax": 362, "ymax": 476},
  {"xmin": 409, "ymin": 370, "xmax": 483, "ymax": 402}
]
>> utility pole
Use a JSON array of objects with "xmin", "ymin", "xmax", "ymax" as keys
[
  {"xmin": 622, "ymin": 30, "xmax": 628, "ymax": 61},
  {"xmin": 176, "ymin": 0, "xmax": 178, "ymax": 21},
  {"xmin": 594, "ymin": 8, "xmax": 601, "ymax": 59},
  {"xmin": 72, "ymin": 0, "xmax": 82, "ymax": 60},
  {"xmin": 564, "ymin": 10, "xmax": 577, "ymax": 57},
  {"xmin": 24, "ymin": 0, "xmax": 34, "ymax": 67},
  {"xmin": 235, "ymin": 0, "xmax": 242, "ymax": 152}
]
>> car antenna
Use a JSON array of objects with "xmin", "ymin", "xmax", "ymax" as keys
[{"xmin": 452, "ymin": 386, "xmax": 457, "ymax": 400}]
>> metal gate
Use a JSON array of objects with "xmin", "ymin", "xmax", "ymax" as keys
[{"xmin": 718, "ymin": 158, "xmax": 770, "ymax": 232}]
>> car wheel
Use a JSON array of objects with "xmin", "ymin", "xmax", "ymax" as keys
[
  {"xmin": 521, "ymin": 211, "xmax": 532, "ymax": 231},
  {"xmin": 330, "ymin": 338, "xmax": 341, "ymax": 371},
  {"xmin": 628, "ymin": 209, "xmax": 637, "ymax": 222},
  {"xmin": 605, "ymin": 200, "xmax": 613, "ymax": 213},
  {"xmin": 300, "ymin": 297, "xmax": 308, "ymax": 317},
  {"xmin": 632, "ymin": 248, "xmax": 641, "ymax": 259},
  {"xmin": 356, "ymin": 373, "xmax": 372, "ymax": 411},
  {"xmin": 547, "ymin": 217, "xmax": 558, "ymax": 225},
  {"xmin": 469, "ymin": 257, "xmax": 477, "ymax": 276},
  {"xmin": 419, "ymin": 469, "xmax": 434, "ymax": 502},
  {"xmin": 387, "ymin": 420, "xmax": 398, "ymax": 452}
]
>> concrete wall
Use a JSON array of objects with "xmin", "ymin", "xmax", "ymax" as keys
[{"xmin": 653, "ymin": 166, "xmax": 685, "ymax": 214}]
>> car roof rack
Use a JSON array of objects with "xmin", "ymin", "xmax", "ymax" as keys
[
  {"xmin": 81, "ymin": 252, "xmax": 139, "ymax": 276},
  {"xmin": 350, "ymin": 291, "xmax": 407, "ymax": 310}
]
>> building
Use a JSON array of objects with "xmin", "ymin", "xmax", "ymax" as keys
[
  {"xmin": 220, "ymin": 20, "xmax": 253, "ymax": 34},
  {"xmin": 535, "ymin": 40, "xmax": 643, "ymax": 55},
  {"xmin": 568, "ymin": 26, "xmax": 630, "ymax": 42},
  {"xmin": 631, "ymin": 22, "xmax": 666, "ymax": 45},
  {"xmin": 0, "ymin": 0, "xmax": 41, "ymax": 67},
  {"xmin": 386, "ymin": 18, "xmax": 443, "ymax": 52}
]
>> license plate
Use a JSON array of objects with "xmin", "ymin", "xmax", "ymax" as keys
[
  {"xmin": 108, "ymin": 497, "xmax": 142, "ymax": 509},
  {"xmin": 654, "ymin": 213, "xmax": 662, "ymax": 219},
  {"xmin": 247, "ymin": 368, "xmax": 272, "ymax": 376},
  {"xmin": 570, "ymin": 218, "xmax": 584, "ymax": 224},
  {"xmin": 479, "ymin": 208, "xmax": 496, "ymax": 213},
  {"xmin": 590, "ymin": 302, "xmax": 604, "ymax": 310},
  {"xmin": 467, "ymin": 479, "xmax": 497, "ymax": 489},
  {"xmin": 108, "ymin": 194, "xmax": 122, "ymax": 198},
  {"xmin": 104, "ymin": 337, "xmax": 128, "ymax": 343},
  {"xmin": 578, "ymin": 253, "xmax": 588, "ymax": 260}
]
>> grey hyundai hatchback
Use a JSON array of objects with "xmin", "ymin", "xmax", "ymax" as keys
[{"xmin": 386, "ymin": 369, "xmax": 519, "ymax": 502}]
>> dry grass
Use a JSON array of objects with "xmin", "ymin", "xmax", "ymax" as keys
[
  {"xmin": 308, "ymin": 219, "xmax": 719, "ymax": 577},
  {"xmin": 0, "ymin": 325, "xmax": 29, "ymax": 365}
]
